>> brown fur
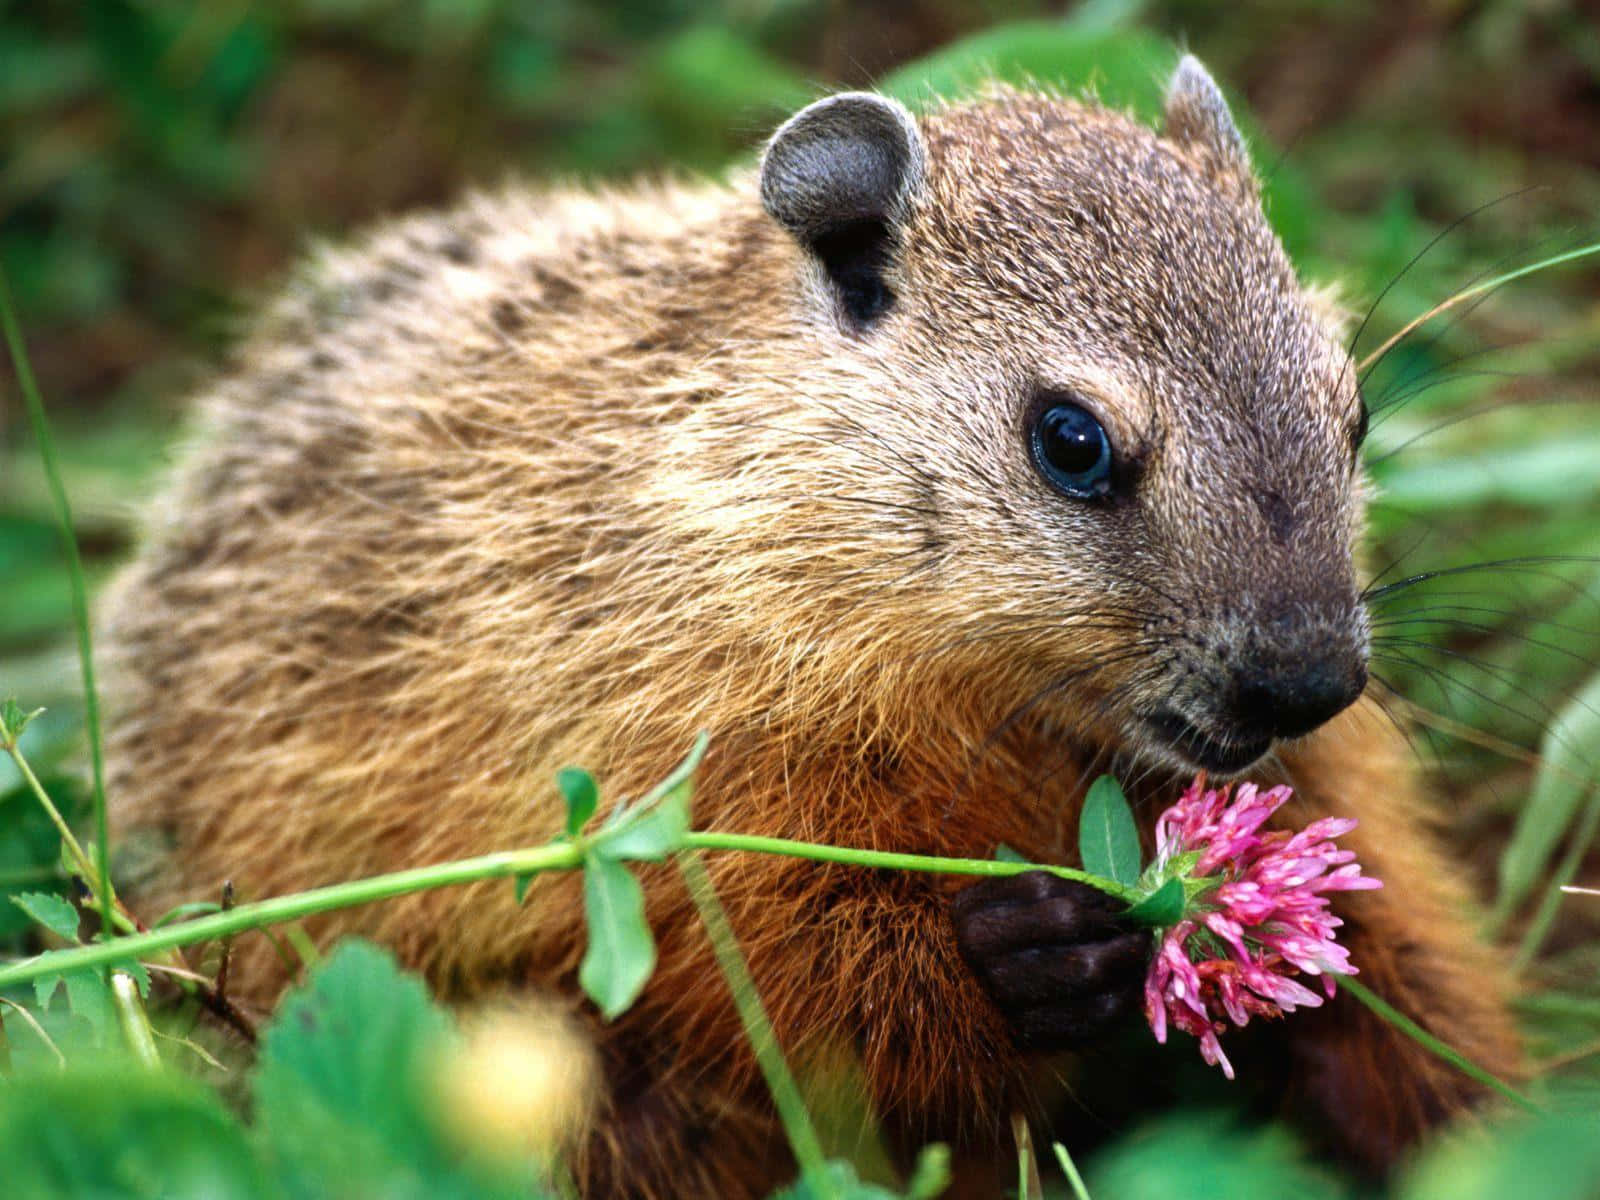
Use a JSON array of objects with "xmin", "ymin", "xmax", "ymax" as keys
[{"xmin": 101, "ymin": 85, "xmax": 1520, "ymax": 1196}]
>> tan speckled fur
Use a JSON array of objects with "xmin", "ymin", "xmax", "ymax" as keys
[{"xmin": 101, "ymin": 86, "xmax": 1520, "ymax": 1196}]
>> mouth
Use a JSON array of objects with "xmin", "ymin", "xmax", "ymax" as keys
[{"xmin": 1143, "ymin": 708, "xmax": 1272, "ymax": 775}]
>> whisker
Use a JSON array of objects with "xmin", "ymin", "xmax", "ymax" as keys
[
  {"xmin": 1345, "ymin": 186, "xmax": 1548, "ymax": 365},
  {"xmin": 1372, "ymin": 640, "xmax": 1598, "ymax": 768},
  {"xmin": 1357, "ymin": 233, "xmax": 1600, "ymax": 377},
  {"xmin": 1362, "ymin": 528, "xmax": 1436, "ymax": 597},
  {"xmin": 1362, "ymin": 223, "xmax": 1569, "ymax": 398},
  {"xmin": 1371, "ymin": 677, "xmax": 1577, "ymax": 777},
  {"xmin": 1370, "ymin": 580, "xmax": 1600, "ymax": 619},
  {"xmin": 718, "ymin": 417, "xmax": 928, "ymax": 490},
  {"xmin": 1364, "ymin": 671, "xmax": 1439, "ymax": 758},
  {"xmin": 1366, "ymin": 394, "xmax": 1586, "ymax": 466},
  {"xmin": 1370, "ymin": 366, "xmax": 1532, "ymax": 429},
  {"xmin": 789, "ymin": 387, "xmax": 943, "ymax": 493},
  {"xmin": 1091, "ymin": 559, "xmax": 1192, "ymax": 616},
  {"xmin": 1362, "ymin": 556, "xmax": 1600, "ymax": 605},
  {"xmin": 947, "ymin": 643, "xmax": 1161, "ymax": 821},
  {"xmin": 1372, "ymin": 602, "xmax": 1600, "ymax": 650},
  {"xmin": 1370, "ymin": 615, "xmax": 1599, "ymax": 672}
]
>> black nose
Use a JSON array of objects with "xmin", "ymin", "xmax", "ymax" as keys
[{"xmin": 1230, "ymin": 655, "xmax": 1367, "ymax": 741}]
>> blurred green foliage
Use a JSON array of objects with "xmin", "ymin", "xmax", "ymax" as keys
[
  {"xmin": 253, "ymin": 942, "xmax": 531, "ymax": 1199},
  {"xmin": 1, "ymin": 1066, "xmax": 275, "ymax": 1199},
  {"xmin": 7, "ymin": 935, "xmax": 1600, "ymax": 1198},
  {"xmin": 2, "ymin": 943, "xmax": 540, "ymax": 1199},
  {"xmin": 2, "ymin": 1, "xmax": 1600, "ymax": 1196}
]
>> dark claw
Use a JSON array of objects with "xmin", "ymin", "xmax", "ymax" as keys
[{"xmin": 951, "ymin": 871, "xmax": 1151, "ymax": 1051}]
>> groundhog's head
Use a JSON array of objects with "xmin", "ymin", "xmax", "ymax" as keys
[{"xmin": 758, "ymin": 58, "xmax": 1368, "ymax": 777}]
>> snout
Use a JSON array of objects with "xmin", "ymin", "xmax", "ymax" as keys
[
  {"xmin": 1228, "ymin": 649, "xmax": 1367, "ymax": 742},
  {"xmin": 1140, "ymin": 613, "xmax": 1369, "ymax": 776}
]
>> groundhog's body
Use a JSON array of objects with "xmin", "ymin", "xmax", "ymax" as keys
[{"xmin": 103, "ymin": 68, "xmax": 1519, "ymax": 1196}]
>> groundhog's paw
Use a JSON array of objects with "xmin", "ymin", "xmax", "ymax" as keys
[{"xmin": 950, "ymin": 871, "xmax": 1149, "ymax": 1051}]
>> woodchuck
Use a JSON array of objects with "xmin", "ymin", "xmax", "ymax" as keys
[{"xmin": 100, "ymin": 55, "xmax": 1520, "ymax": 1197}]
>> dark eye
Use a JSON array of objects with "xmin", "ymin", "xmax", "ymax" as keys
[{"xmin": 1031, "ymin": 400, "xmax": 1114, "ymax": 499}]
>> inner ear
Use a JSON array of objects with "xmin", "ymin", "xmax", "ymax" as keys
[
  {"xmin": 808, "ymin": 218, "xmax": 895, "ymax": 321},
  {"xmin": 760, "ymin": 92, "xmax": 925, "ymax": 325}
]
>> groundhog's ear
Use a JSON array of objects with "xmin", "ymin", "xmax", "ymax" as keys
[
  {"xmin": 1163, "ymin": 55, "xmax": 1252, "ymax": 176},
  {"xmin": 760, "ymin": 92, "xmax": 925, "ymax": 324}
]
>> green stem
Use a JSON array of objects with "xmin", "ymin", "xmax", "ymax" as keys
[
  {"xmin": 1338, "ymin": 975, "xmax": 1539, "ymax": 1112},
  {"xmin": 0, "ymin": 842, "xmax": 581, "ymax": 989},
  {"xmin": 1, "ymin": 736, "xmax": 98, "ymax": 893},
  {"xmin": 1012, "ymin": 1113, "xmax": 1041, "ymax": 1200},
  {"xmin": 1051, "ymin": 1142, "xmax": 1092, "ymax": 1200},
  {"xmin": 282, "ymin": 924, "xmax": 321, "ymax": 970},
  {"xmin": 677, "ymin": 851, "xmax": 833, "ymax": 1195},
  {"xmin": 683, "ymin": 831, "xmax": 1139, "ymax": 901},
  {"xmin": 111, "ymin": 971, "xmax": 159, "ymax": 1068},
  {"xmin": 0, "ymin": 264, "xmax": 111, "ymax": 940},
  {"xmin": 0, "ymin": 827, "xmax": 1169, "ymax": 993},
  {"xmin": 0, "ymin": 785, "xmax": 1531, "ymax": 1119},
  {"xmin": 0, "ymin": 736, "xmax": 141, "ymax": 940}
]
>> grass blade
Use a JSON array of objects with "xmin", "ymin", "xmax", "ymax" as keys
[
  {"xmin": 1491, "ymin": 670, "xmax": 1600, "ymax": 932},
  {"xmin": 1339, "ymin": 975, "xmax": 1538, "ymax": 1112},
  {"xmin": 0, "ymin": 264, "xmax": 111, "ymax": 938},
  {"xmin": 1358, "ymin": 240, "xmax": 1600, "ymax": 375}
]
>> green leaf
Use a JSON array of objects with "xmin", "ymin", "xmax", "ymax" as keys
[
  {"xmin": 33, "ymin": 970, "xmax": 61, "ymax": 1009},
  {"xmin": 600, "ymin": 784, "xmax": 689, "ymax": 862},
  {"xmin": 557, "ymin": 766, "xmax": 598, "ymax": 837},
  {"xmin": 1078, "ymin": 776, "xmax": 1142, "ymax": 887},
  {"xmin": 512, "ymin": 873, "xmax": 534, "ymax": 905},
  {"xmin": 254, "ymin": 939, "xmax": 520, "ymax": 1199},
  {"xmin": 0, "ymin": 1063, "xmax": 272, "ymax": 1199},
  {"xmin": 595, "ymin": 734, "xmax": 704, "ymax": 862},
  {"xmin": 63, "ymin": 967, "xmax": 113, "ymax": 1043},
  {"xmin": 256, "ymin": 940, "xmax": 450, "ymax": 1135},
  {"xmin": 12, "ymin": 890, "xmax": 79, "ymax": 941},
  {"xmin": 640, "ymin": 27, "xmax": 812, "ymax": 171},
  {"xmin": 628, "ymin": 732, "xmax": 709, "ymax": 813},
  {"xmin": 1377, "ymin": 432, "xmax": 1600, "ymax": 511},
  {"xmin": 906, "ymin": 1144, "xmax": 953, "ymax": 1198},
  {"xmin": 0, "ymin": 697, "xmax": 43, "ymax": 739},
  {"xmin": 1516, "ymin": 990, "xmax": 1600, "ymax": 1022},
  {"xmin": 879, "ymin": 23, "xmax": 1175, "ymax": 120},
  {"xmin": 579, "ymin": 853, "xmax": 656, "ymax": 1021},
  {"xmin": 1401, "ymin": 1111, "xmax": 1600, "ymax": 1200},
  {"xmin": 993, "ymin": 844, "xmax": 1027, "ymax": 863},
  {"xmin": 1145, "ymin": 849, "xmax": 1203, "ymax": 888},
  {"xmin": 1493, "ymin": 670, "xmax": 1600, "ymax": 929},
  {"xmin": 0, "ymin": 770, "xmax": 85, "ymax": 942},
  {"xmin": 1123, "ymin": 878, "xmax": 1185, "ymax": 928},
  {"xmin": 1086, "ymin": 1112, "xmax": 1342, "ymax": 1200}
]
